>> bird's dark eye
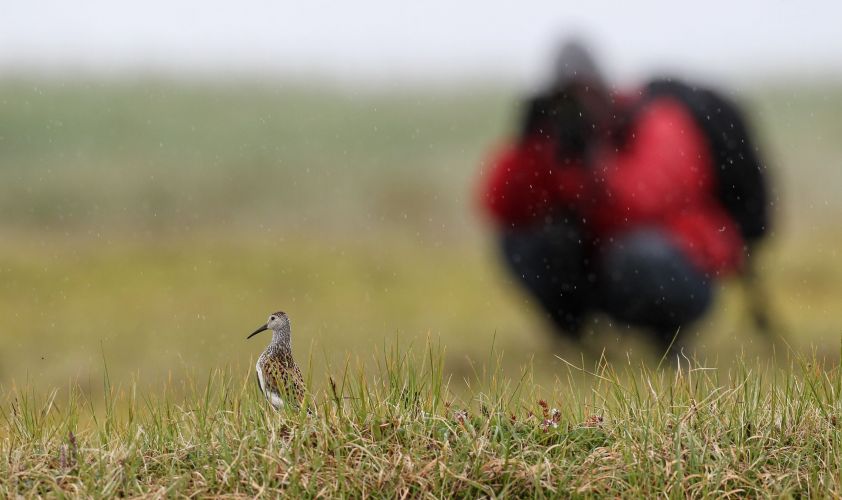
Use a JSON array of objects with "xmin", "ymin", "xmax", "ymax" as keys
[{"xmin": 270, "ymin": 316, "xmax": 277, "ymax": 321}]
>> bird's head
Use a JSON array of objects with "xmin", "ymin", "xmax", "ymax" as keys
[{"xmin": 247, "ymin": 311, "xmax": 290, "ymax": 339}]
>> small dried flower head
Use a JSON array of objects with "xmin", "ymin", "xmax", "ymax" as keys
[
  {"xmin": 453, "ymin": 409, "xmax": 468, "ymax": 424},
  {"xmin": 538, "ymin": 400, "xmax": 549, "ymax": 419},
  {"xmin": 583, "ymin": 415, "xmax": 604, "ymax": 427}
]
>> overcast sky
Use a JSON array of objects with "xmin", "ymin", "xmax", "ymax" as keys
[{"xmin": 2, "ymin": 0, "xmax": 841, "ymax": 85}]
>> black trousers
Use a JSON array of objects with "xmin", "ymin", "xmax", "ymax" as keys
[{"xmin": 500, "ymin": 218, "xmax": 713, "ymax": 350}]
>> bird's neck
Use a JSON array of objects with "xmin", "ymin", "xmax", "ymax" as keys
[{"xmin": 269, "ymin": 326, "xmax": 291, "ymax": 351}]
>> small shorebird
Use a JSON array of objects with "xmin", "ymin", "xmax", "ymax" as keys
[{"xmin": 246, "ymin": 311, "xmax": 305, "ymax": 410}]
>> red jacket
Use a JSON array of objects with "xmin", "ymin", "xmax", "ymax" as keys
[{"xmin": 480, "ymin": 97, "xmax": 744, "ymax": 275}]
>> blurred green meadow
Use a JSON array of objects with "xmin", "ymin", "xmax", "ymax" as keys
[{"xmin": 1, "ymin": 78, "xmax": 842, "ymax": 395}]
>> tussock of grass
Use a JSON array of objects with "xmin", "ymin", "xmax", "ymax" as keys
[{"xmin": 2, "ymin": 346, "xmax": 841, "ymax": 497}]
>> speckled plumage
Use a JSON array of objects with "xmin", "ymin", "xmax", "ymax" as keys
[{"xmin": 248, "ymin": 311, "xmax": 305, "ymax": 410}]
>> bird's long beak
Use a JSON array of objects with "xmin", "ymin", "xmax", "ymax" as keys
[{"xmin": 246, "ymin": 323, "xmax": 268, "ymax": 339}]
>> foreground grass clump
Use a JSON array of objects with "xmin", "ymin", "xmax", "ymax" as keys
[{"xmin": 2, "ymin": 348, "xmax": 842, "ymax": 497}]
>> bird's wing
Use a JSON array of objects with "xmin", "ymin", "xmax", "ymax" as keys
[
  {"xmin": 260, "ymin": 354, "xmax": 305, "ymax": 407},
  {"xmin": 255, "ymin": 359, "xmax": 280, "ymax": 407},
  {"xmin": 258, "ymin": 360, "xmax": 284, "ymax": 409},
  {"xmin": 288, "ymin": 362, "xmax": 305, "ymax": 404}
]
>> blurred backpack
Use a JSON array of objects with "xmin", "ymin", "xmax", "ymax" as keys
[
  {"xmin": 636, "ymin": 78, "xmax": 771, "ymax": 245},
  {"xmin": 636, "ymin": 78, "xmax": 779, "ymax": 338}
]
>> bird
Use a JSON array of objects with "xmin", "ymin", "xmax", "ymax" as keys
[{"xmin": 246, "ymin": 311, "xmax": 305, "ymax": 410}]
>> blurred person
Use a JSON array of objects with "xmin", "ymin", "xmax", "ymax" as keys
[{"xmin": 479, "ymin": 40, "xmax": 770, "ymax": 355}]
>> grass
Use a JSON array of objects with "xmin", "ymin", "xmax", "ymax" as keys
[
  {"xmin": 3, "ymin": 346, "xmax": 842, "ymax": 497},
  {"xmin": 1, "ymin": 77, "xmax": 842, "ymax": 495},
  {"xmin": 2, "ymin": 231, "xmax": 840, "ymax": 401},
  {"xmin": 0, "ymin": 79, "xmax": 508, "ymax": 237},
  {"xmin": 0, "ymin": 79, "xmax": 841, "ymax": 393}
]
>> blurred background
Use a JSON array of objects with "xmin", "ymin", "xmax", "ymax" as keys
[{"xmin": 2, "ymin": 0, "xmax": 842, "ymax": 394}]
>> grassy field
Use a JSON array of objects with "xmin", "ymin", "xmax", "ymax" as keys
[
  {"xmin": 4, "ymin": 348, "xmax": 842, "ymax": 497},
  {"xmin": 1, "ymin": 78, "xmax": 842, "ymax": 496}
]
